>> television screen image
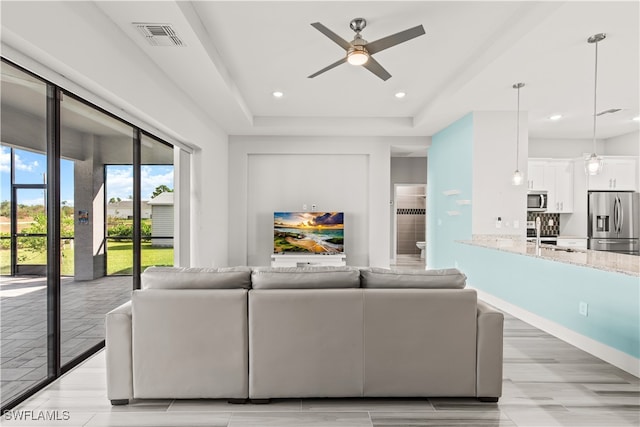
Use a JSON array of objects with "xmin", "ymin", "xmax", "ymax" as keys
[{"xmin": 274, "ymin": 212, "xmax": 344, "ymax": 254}]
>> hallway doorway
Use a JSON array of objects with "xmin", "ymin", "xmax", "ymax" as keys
[{"xmin": 392, "ymin": 184, "xmax": 426, "ymax": 269}]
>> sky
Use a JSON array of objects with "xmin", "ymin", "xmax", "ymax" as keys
[{"xmin": 1, "ymin": 147, "xmax": 174, "ymax": 207}]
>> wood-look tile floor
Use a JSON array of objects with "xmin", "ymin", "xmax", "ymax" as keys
[
  {"xmin": 390, "ymin": 254, "xmax": 426, "ymax": 270},
  {"xmin": 3, "ymin": 313, "xmax": 639, "ymax": 427}
]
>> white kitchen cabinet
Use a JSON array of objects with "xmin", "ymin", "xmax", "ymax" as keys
[
  {"xmin": 528, "ymin": 159, "xmax": 574, "ymax": 213},
  {"xmin": 587, "ymin": 157, "xmax": 638, "ymax": 191},
  {"xmin": 527, "ymin": 160, "xmax": 547, "ymax": 190}
]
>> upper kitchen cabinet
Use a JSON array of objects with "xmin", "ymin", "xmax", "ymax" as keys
[
  {"xmin": 527, "ymin": 159, "xmax": 574, "ymax": 213},
  {"xmin": 587, "ymin": 157, "xmax": 638, "ymax": 191},
  {"xmin": 527, "ymin": 160, "xmax": 547, "ymax": 190}
]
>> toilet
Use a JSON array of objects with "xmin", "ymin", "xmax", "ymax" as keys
[{"xmin": 416, "ymin": 241, "xmax": 426, "ymax": 259}]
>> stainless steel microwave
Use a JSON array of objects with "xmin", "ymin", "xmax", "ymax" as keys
[{"xmin": 527, "ymin": 191, "xmax": 547, "ymax": 212}]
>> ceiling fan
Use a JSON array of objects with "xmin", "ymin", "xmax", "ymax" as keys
[{"xmin": 308, "ymin": 18, "xmax": 425, "ymax": 81}]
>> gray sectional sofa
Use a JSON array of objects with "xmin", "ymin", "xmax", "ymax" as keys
[{"xmin": 106, "ymin": 266, "xmax": 504, "ymax": 405}]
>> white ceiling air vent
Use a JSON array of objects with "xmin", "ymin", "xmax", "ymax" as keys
[
  {"xmin": 134, "ymin": 23, "xmax": 184, "ymax": 47},
  {"xmin": 596, "ymin": 108, "xmax": 622, "ymax": 116}
]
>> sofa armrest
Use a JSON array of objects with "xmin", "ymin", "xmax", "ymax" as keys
[
  {"xmin": 106, "ymin": 301, "xmax": 133, "ymax": 403},
  {"xmin": 476, "ymin": 301, "xmax": 504, "ymax": 399}
]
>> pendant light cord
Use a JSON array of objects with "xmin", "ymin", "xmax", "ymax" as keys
[
  {"xmin": 516, "ymin": 85, "xmax": 520, "ymax": 169},
  {"xmin": 592, "ymin": 40, "xmax": 599, "ymax": 152}
]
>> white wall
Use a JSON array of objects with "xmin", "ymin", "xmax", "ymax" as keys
[
  {"xmin": 529, "ymin": 138, "xmax": 604, "ymax": 158},
  {"xmin": 174, "ymin": 148, "xmax": 191, "ymax": 266},
  {"xmin": 529, "ymin": 131, "xmax": 639, "ymax": 158},
  {"xmin": 247, "ymin": 154, "xmax": 368, "ymax": 266},
  {"xmin": 228, "ymin": 136, "xmax": 429, "ymax": 267},
  {"xmin": 390, "ymin": 158, "xmax": 428, "ymax": 185},
  {"xmin": 604, "ymin": 131, "xmax": 640, "ymax": 156},
  {"xmin": 472, "ymin": 112, "xmax": 528, "ymax": 236}
]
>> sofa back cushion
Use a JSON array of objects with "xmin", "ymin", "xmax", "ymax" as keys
[
  {"xmin": 362, "ymin": 288, "xmax": 477, "ymax": 396},
  {"xmin": 141, "ymin": 266, "xmax": 252, "ymax": 290},
  {"xmin": 251, "ymin": 266, "xmax": 361, "ymax": 289},
  {"xmin": 132, "ymin": 289, "xmax": 249, "ymax": 398},
  {"xmin": 360, "ymin": 267, "xmax": 466, "ymax": 289}
]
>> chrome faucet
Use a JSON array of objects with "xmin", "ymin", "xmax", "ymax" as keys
[{"xmin": 535, "ymin": 216, "xmax": 542, "ymax": 254}]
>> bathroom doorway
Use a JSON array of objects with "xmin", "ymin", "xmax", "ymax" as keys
[{"xmin": 393, "ymin": 184, "xmax": 426, "ymax": 269}]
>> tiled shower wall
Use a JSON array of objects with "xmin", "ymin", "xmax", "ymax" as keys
[{"xmin": 396, "ymin": 186, "xmax": 426, "ymax": 255}]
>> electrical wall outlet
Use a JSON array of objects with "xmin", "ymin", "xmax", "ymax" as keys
[
  {"xmin": 579, "ymin": 301, "xmax": 589, "ymax": 316},
  {"xmin": 303, "ymin": 204, "xmax": 307, "ymax": 211},
  {"xmin": 311, "ymin": 204, "xmax": 317, "ymax": 211}
]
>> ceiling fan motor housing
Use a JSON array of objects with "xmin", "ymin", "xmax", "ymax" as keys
[{"xmin": 350, "ymin": 18, "xmax": 367, "ymax": 33}]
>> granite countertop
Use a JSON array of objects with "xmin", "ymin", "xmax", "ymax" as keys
[{"xmin": 459, "ymin": 236, "xmax": 639, "ymax": 277}]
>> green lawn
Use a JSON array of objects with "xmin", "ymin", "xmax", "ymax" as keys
[
  {"xmin": 107, "ymin": 240, "xmax": 174, "ymax": 275},
  {"xmin": 0, "ymin": 240, "xmax": 173, "ymax": 276}
]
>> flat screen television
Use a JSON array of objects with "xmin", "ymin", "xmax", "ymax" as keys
[{"xmin": 274, "ymin": 212, "xmax": 344, "ymax": 254}]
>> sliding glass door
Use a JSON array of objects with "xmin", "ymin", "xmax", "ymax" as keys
[
  {"xmin": 59, "ymin": 93, "xmax": 135, "ymax": 365},
  {"xmin": 0, "ymin": 62, "xmax": 50, "ymax": 406},
  {"xmin": 0, "ymin": 58, "xmax": 180, "ymax": 411}
]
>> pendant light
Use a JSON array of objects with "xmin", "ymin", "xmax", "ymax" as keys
[
  {"xmin": 585, "ymin": 33, "xmax": 606, "ymax": 175},
  {"xmin": 511, "ymin": 82, "xmax": 525, "ymax": 186}
]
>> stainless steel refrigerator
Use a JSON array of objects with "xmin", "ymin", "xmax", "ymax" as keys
[{"xmin": 588, "ymin": 191, "xmax": 639, "ymax": 255}]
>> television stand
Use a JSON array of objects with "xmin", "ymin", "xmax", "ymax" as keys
[{"xmin": 270, "ymin": 254, "xmax": 346, "ymax": 268}]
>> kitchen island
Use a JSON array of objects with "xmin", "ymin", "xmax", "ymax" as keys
[
  {"xmin": 462, "ymin": 236, "xmax": 639, "ymax": 276},
  {"xmin": 453, "ymin": 235, "xmax": 639, "ymax": 376}
]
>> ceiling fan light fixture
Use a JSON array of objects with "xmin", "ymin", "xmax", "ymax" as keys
[{"xmin": 347, "ymin": 47, "xmax": 369, "ymax": 66}]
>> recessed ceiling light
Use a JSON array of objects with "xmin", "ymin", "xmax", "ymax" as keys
[
  {"xmin": 633, "ymin": 116, "xmax": 640, "ymax": 121},
  {"xmin": 395, "ymin": 92, "xmax": 406, "ymax": 99},
  {"xmin": 272, "ymin": 91, "xmax": 284, "ymax": 98},
  {"xmin": 549, "ymin": 114, "xmax": 563, "ymax": 121}
]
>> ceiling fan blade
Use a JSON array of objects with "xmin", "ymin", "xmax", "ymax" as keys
[
  {"xmin": 362, "ymin": 56, "xmax": 391, "ymax": 81},
  {"xmin": 366, "ymin": 25, "xmax": 425, "ymax": 55},
  {"xmin": 311, "ymin": 22, "xmax": 352, "ymax": 51},
  {"xmin": 308, "ymin": 57, "xmax": 348, "ymax": 78}
]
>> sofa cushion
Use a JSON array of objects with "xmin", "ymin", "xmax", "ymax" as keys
[
  {"xmin": 251, "ymin": 266, "xmax": 361, "ymax": 289},
  {"xmin": 360, "ymin": 267, "xmax": 466, "ymax": 289},
  {"xmin": 141, "ymin": 266, "xmax": 252, "ymax": 290}
]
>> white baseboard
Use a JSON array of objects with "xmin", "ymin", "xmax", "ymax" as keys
[{"xmin": 473, "ymin": 287, "xmax": 640, "ymax": 378}]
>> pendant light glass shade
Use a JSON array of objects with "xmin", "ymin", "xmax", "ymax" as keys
[
  {"xmin": 584, "ymin": 33, "xmax": 606, "ymax": 176},
  {"xmin": 585, "ymin": 153, "xmax": 603, "ymax": 175},
  {"xmin": 512, "ymin": 82, "xmax": 525, "ymax": 186},
  {"xmin": 511, "ymin": 170, "xmax": 524, "ymax": 186}
]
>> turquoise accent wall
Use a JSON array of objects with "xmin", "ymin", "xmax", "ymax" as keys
[
  {"xmin": 427, "ymin": 110, "xmax": 639, "ymax": 360},
  {"xmin": 457, "ymin": 243, "xmax": 640, "ymax": 358},
  {"xmin": 427, "ymin": 113, "xmax": 473, "ymax": 268}
]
